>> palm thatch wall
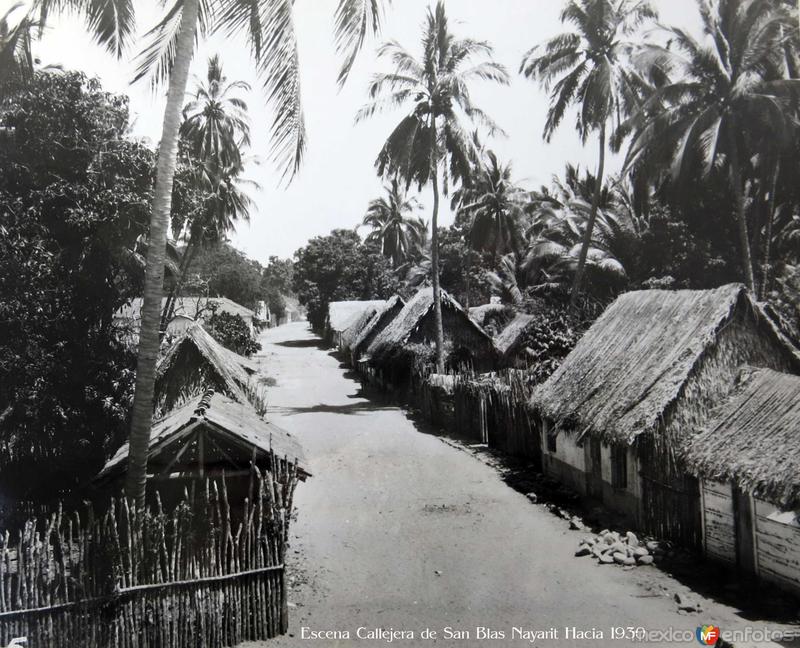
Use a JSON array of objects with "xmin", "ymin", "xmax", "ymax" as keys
[
  {"xmin": 684, "ymin": 367, "xmax": 800, "ymax": 510},
  {"xmin": 366, "ymin": 287, "xmax": 496, "ymax": 370},
  {"xmin": 154, "ymin": 323, "xmax": 262, "ymax": 414}
]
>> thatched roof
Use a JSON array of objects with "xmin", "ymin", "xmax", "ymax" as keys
[
  {"xmin": 530, "ymin": 284, "xmax": 800, "ymax": 446},
  {"xmin": 339, "ymin": 301, "xmax": 388, "ymax": 351},
  {"xmin": 367, "ymin": 287, "xmax": 492, "ymax": 359},
  {"xmin": 351, "ymin": 295, "xmax": 406, "ymax": 360},
  {"xmin": 154, "ymin": 323, "xmax": 258, "ymax": 412},
  {"xmin": 684, "ymin": 367, "xmax": 800, "ymax": 509},
  {"xmin": 117, "ymin": 297, "xmax": 256, "ymax": 323},
  {"xmin": 98, "ymin": 391, "xmax": 308, "ymax": 481},
  {"xmin": 495, "ymin": 313, "xmax": 535, "ymax": 357},
  {"xmin": 469, "ymin": 303, "xmax": 506, "ymax": 327},
  {"xmin": 327, "ymin": 300, "xmax": 386, "ymax": 334}
]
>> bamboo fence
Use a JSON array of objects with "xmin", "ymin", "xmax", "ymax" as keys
[{"xmin": 0, "ymin": 457, "xmax": 298, "ymax": 648}]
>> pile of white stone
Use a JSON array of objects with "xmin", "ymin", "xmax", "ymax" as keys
[{"xmin": 575, "ymin": 530, "xmax": 664, "ymax": 566}]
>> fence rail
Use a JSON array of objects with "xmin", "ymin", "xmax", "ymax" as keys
[{"xmin": 0, "ymin": 456, "xmax": 298, "ymax": 648}]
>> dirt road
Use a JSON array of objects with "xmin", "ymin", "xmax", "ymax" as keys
[{"xmin": 251, "ymin": 322, "xmax": 790, "ymax": 648}]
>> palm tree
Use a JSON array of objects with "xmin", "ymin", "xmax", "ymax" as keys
[
  {"xmin": 520, "ymin": 0, "xmax": 656, "ymax": 313},
  {"xmin": 0, "ymin": 4, "xmax": 36, "ymax": 94},
  {"xmin": 621, "ymin": 0, "xmax": 800, "ymax": 292},
  {"xmin": 356, "ymin": 1, "xmax": 509, "ymax": 371},
  {"xmin": 454, "ymin": 149, "xmax": 527, "ymax": 259},
  {"xmin": 362, "ymin": 179, "xmax": 426, "ymax": 268},
  {"xmin": 180, "ymin": 54, "xmax": 251, "ymax": 168}
]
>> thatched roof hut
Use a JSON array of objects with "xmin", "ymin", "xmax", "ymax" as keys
[
  {"xmin": 684, "ymin": 367, "xmax": 800, "ymax": 509},
  {"xmin": 469, "ymin": 303, "xmax": 507, "ymax": 328},
  {"xmin": 154, "ymin": 323, "xmax": 259, "ymax": 413},
  {"xmin": 530, "ymin": 284, "xmax": 800, "ymax": 447},
  {"xmin": 97, "ymin": 390, "xmax": 309, "ymax": 483},
  {"xmin": 339, "ymin": 300, "xmax": 392, "ymax": 353},
  {"xmin": 350, "ymin": 295, "xmax": 406, "ymax": 363},
  {"xmin": 366, "ymin": 287, "xmax": 496, "ymax": 370},
  {"xmin": 495, "ymin": 313, "xmax": 536, "ymax": 360},
  {"xmin": 326, "ymin": 300, "xmax": 386, "ymax": 344}
]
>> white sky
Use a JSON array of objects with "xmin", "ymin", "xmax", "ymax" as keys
[{"xmin": 12, "ymin": 0, "xmax": 701, "ymax": 263}]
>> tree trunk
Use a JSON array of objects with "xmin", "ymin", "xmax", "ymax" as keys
[
  {"xmin": 760, "ymin": 159, "xmax": 780, "ymax": 300},
  {"xmin": 429, "ymin": 118, "xmax": 445, "ymax": 373},
  {"xmin": 728, "ymin": 131, "xmax": 756, "ymax": 292},
  {"xmin": 125, "ymin": 0, "xmax": 201, "ymax": 506},
  {"xmin": 569, "ymin": 122, "xmax": 606, "ymax": 315},
  {"xmin": 161, "ymin": 234, "xmax": 200, "ymax": 330}
]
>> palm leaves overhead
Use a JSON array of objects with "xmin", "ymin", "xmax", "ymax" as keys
[
  {"xmin": 180, "ymin": 54, "xmax": 251, "ymax": 169},
  {"xmin": 454, "ymin": 149, "xmax": 527, "ymax": 258},
  {"xmin": 356, "ymin": 1, "xmax": 509, "ymax": 189},
  {"xmin": 520, "ymin": 0, "xmax": 656, "ymax": 143},
  {"xmin": 621, "ymin": 0, "xmax": 800, "ymax": 291},
  {"xmin": 520, "ymin": 0, "xmax": 656, "ymax": 312},
  {"xmin": 0, "ymin": 4, "xmax": 37, "ymax": 91},
  {"xmin": 357, "ymin": 0, "xmax": 509, "ymax": 371},
  {"xmin": 135, "ymin": 0, "xmax": 387, "ymax": 182},
  {"xmin": 362, "ymin": 179, "xmax": 426, "ymax": 268}
]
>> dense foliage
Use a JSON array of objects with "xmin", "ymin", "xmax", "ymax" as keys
[
  {"xmin": 0, "ymin": 72, "xmax": 151, "ymax": 501},
  {"xmin": 206, "ymin": 311, "xmax": 261, "ymax": 356},
  {"xmin": 293, "ymin": 229, "xmax": 401, "ymax": 331}
]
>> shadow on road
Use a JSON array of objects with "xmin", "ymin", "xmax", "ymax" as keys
[
  {"xmin": 273, "ymin": 338, "xmax": 328, "ymax": 349},
  {"xmin": 271, "ymin": 401, "xmax": 397, "ymax": 416}
]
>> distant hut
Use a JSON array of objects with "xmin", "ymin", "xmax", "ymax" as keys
[
  {"xmin": 684, "ymin": 367, "xmax": 800, "ymax": 593},
  {"xmin": 326, "ymin": 300, "xmax": 386, "ymax": 349},
  {"xmin": 494, "ymin": 313, "xmax": 536, "ymax": 368},
  {"xmin": 468, "ymin": 303, "xmax": 508, "ymax": 333},
  {"xmin": 154, "ymin": 323, "xmax": 261, "ymax": 414},
  {"xmin": 366, "ymin": 287, "xmax": 496, "ymax": 387},
  {"xmin": 350, "ymin": 295, "xmax": 406, "ymax": 368},
  {"xmin": 96, "ymin": 391, "xmax": 309, "ymax": 505},
  {"xmin": 338, "ymin": 301, "xmax": 390, "ymax": 357},
  {"xmin": 530, "ymin": 284, "xmax": 800, "ymax": 546}
]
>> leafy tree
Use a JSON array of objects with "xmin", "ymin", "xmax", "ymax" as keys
[
  {"xmin": 357, "ymin": 1, "xmax": 509, "ymax": 371},
  {"xmin": 621, "ymin": 0, "xmax": 800, "ymax": 292},
  {"xmin": 520, "ymin": 0, "xmax": 656, "ymax": 312},
  {"xmin": 206, "ymin": 311, "xmax": 261, "ymax": 356},
  {"xmin": 261, "ymin": 256, "xmax": 295, "ymax": 323},
  {"xmin": 293, "ymin": 229, "xmax": 400, "ymax": 332},
  {"xmin": 0, "ymin": 72, "xmax": 152, "ymax": 502},
  {"xmin": 362, "ymin": 179, "xmax": 426, "ymax": 268}
]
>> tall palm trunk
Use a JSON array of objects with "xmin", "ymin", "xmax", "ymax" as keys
[
  {"xmin": 727, "ymin": 130, "xmax": 756, "ymax": 292},
  {"xmin": 569, "ymin": 122, "xmax": 606, "ymax": 315},
  {"xmin": 429, "ymin": 118, "xmax": 445, "ymax": 373},
  {"xmin": 126, "ymin": 0, "xmax": 201, "ymax": 506},
  {"xmin": 759, "ymin": 159, "xmax": 780, "ymax": 300}
]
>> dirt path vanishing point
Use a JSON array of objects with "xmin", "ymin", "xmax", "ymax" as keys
[{"xmin": 249, "ymin": 322, "xmax": 793, "ymax": 648}]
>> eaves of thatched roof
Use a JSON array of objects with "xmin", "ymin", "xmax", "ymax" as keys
[
  {"xmin": 530, "ymin": 284, "xmax": 800, "ymax": 446},
  {"xmin": 154, "ymin": 323, "xmax": 257, "ymax": 410},
  {"xmin": 495, "ymin": 313, "xmax": 535, "ymax": 357},
  {"xmin": 684, "ymin": 367, "xmax": 800, "ymax": 509},
  {"xmin": 327, "ymin": 300, "xmax": 386, "ymax": 334},
  {"xmin": 98, "ymin": 391, "xmax": 308, "ymax": 481},
  {"xmin": 367, "ymin": 287, "xmax": 492, "ymax": 359}
]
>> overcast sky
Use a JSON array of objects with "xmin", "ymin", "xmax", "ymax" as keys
[{"xmin": 21, "ymin": 0, "xmax": 701, "ymax": 264}]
